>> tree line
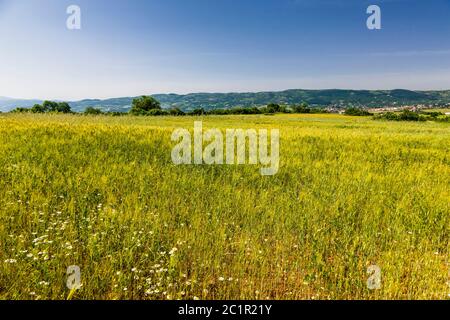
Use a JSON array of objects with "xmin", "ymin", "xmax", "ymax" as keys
[
  {"xmin": 11, "ymin": 101, "xmax": 72, "ymax": 114},
  {"xmin": 10, "ymin": 96, "xmax": 328, "ymax": 116},
  {"xmin": 125, "ymin": 96, "xmax": 330, "ymax": 116},
  {"xmin": 374, "ymin": 110, "xmax": 450, "ymax": 122},
  {"xmin": 9, "ymin": 96, "xmax": 448, "ymax": 122},
  {"xmin": 8, "ymin": 96, "xmax": 379, "ymax": 117}
]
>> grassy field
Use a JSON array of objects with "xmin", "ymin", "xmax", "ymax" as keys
[{"xmin": 0, "ymin": 113, "xmax": 448, "ymax": 300}]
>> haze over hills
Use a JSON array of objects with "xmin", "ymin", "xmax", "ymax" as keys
[
  {"xmin": 0, "ymin": 97, "xmax": 44, "ymax": 112},
  {"xmin": 1, "ymin": 89, "xmax": 450, "ymax": 113}
]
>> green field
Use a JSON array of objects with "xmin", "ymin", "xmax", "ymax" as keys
[{"xmin": 0, "ymin": 113, "xmax": 448, "ymax": 300}]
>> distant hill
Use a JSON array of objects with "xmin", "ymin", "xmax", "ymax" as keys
[
  {"xmin": 2, "ymin": 89, "xmax": 450, "ymax": 113},
  {"xmin": 68, "ymin": 89, "xmax": 450, "ymax": 112},
  {"xmin": 0, "ymin": 97, "xmax": 43, "ymax": 112}
]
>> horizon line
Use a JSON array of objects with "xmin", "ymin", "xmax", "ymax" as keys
[{"xmin": 2, "ymin": 87, "xmax": 450, "ymax": 102}]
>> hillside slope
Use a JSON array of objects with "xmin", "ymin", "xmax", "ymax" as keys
[{"xmin": 2, "ymin": 89, "xmax": 450, "ymax": 112}]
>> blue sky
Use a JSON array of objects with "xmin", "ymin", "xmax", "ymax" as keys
[{"xmin": 1, "ymin": 0, "xmax": 450, "ymax": 100}]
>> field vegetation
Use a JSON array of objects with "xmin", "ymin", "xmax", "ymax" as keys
[{"xmin": 0, "ymin": 113, "xmax": 448, "ymax": 300}]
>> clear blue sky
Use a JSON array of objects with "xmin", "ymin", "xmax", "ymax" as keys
[{"xmin": 1, "ymin": 0, "xmax": 450, "ymax": 100}]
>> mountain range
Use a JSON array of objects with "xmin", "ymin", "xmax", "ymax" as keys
[{"xmin": 1, "ymin": 89, "xmax": 450, "ymax": 113}]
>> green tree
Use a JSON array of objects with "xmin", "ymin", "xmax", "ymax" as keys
[
  {"xmin": 344, "ymin": 107, "xmax": 372, "ymax": 116},
  {"xmin": 31, "ymin": 104, "xmax": 45, "ymax": 113},
  {"xmin": 55, "ymin": 102, "xmax": 71, "ymax": 113},
  {"xmin": 147, "ymin": 109, "xmax": 168, "ymax": 116},
  {"xmin": 169, "ymin": 107, "xmax": 185, "ymax": 116},
  {"xmin": 42, "ymin": 101, "xmax": 59, "ymax": 112},
  {"xmin": 398, "ymin": 110, "xmax": 421, "ymax": 121},
  {"xmin": 189, "ymin": 108, "xmax": 205, "ymax": 116},
  {"xmin": 267, "ymin": 103, "xmax": 281, "ymax": 113},
  {"xmin": 293, "ymin": 102, "xmax": 311, "ymax": 114},
  {"xmin": 130, "ymin": 96, "xmax": 161, "ymax": 115},
  {"xmin": 11, "ymin": 107, "xmax": 30, "ymax": 113},
  {"xmin": 84, "ymin": 107, "xmax": 103, "ymax": 115}
]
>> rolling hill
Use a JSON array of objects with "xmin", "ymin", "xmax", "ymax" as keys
[{"xmin": 1, "ymin": 89, "xmax": 450, "ymax": 113}]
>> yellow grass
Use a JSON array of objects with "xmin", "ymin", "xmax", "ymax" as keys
[{"xmin": 0, "ymin": 113, "xmax": 448, "ymax": 300}]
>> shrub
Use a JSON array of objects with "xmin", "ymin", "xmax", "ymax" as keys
[
  {"xmin": 12, "ymin": 101, "xmax": 72, "ymax": 114},
  {"xmin": 398, "ymin": 110, "xmax": 420, "ymax": 121},
  {"xmin": 169, "ymin": 108, "xmax": 185, "ymax": 116},
  {"xmin": 84, "ymin": 107, "xmax": 104, "ymax": 115},
  {"xmin": 188, "ymin": 108, "xmax": 206, "ymax": 116},
  {"xmin": 11, "ymin": 107, "xmax": 31, "ymax": 113},
  {"xmin": 374, "ymin": 110, "xmax": 434, "ymax": 122},
  {"xmin": 292, "ymin": 103, "xmax": 311, "ymax": 114},
  {"xmin": 266, "ymin": 103, "xmax": 282, "ymax": 113},
  {"xmin": 382, "ymin": 112, "xmax": 399, "ymax": 121},
  {"xmin": 147, "ymin": 109, "xmax": 169, "ymax": 116},
  {"xmin": 344, "ymin": 107, "xmax": 373, "ymax": 116}
]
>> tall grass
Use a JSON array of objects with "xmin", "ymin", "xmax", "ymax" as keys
[{"xmin": 0, "ymin": 113, "xmax": 448, "ymax": 300}]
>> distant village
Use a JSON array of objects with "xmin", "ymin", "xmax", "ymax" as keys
[{"xmin": 323, "ymin": 102, "xmax": 450, "ymax": 115}]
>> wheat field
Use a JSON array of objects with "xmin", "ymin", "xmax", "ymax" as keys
[{"xmin": 0, "ymin": 113, "xmax": 448, "ymax": 300}]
